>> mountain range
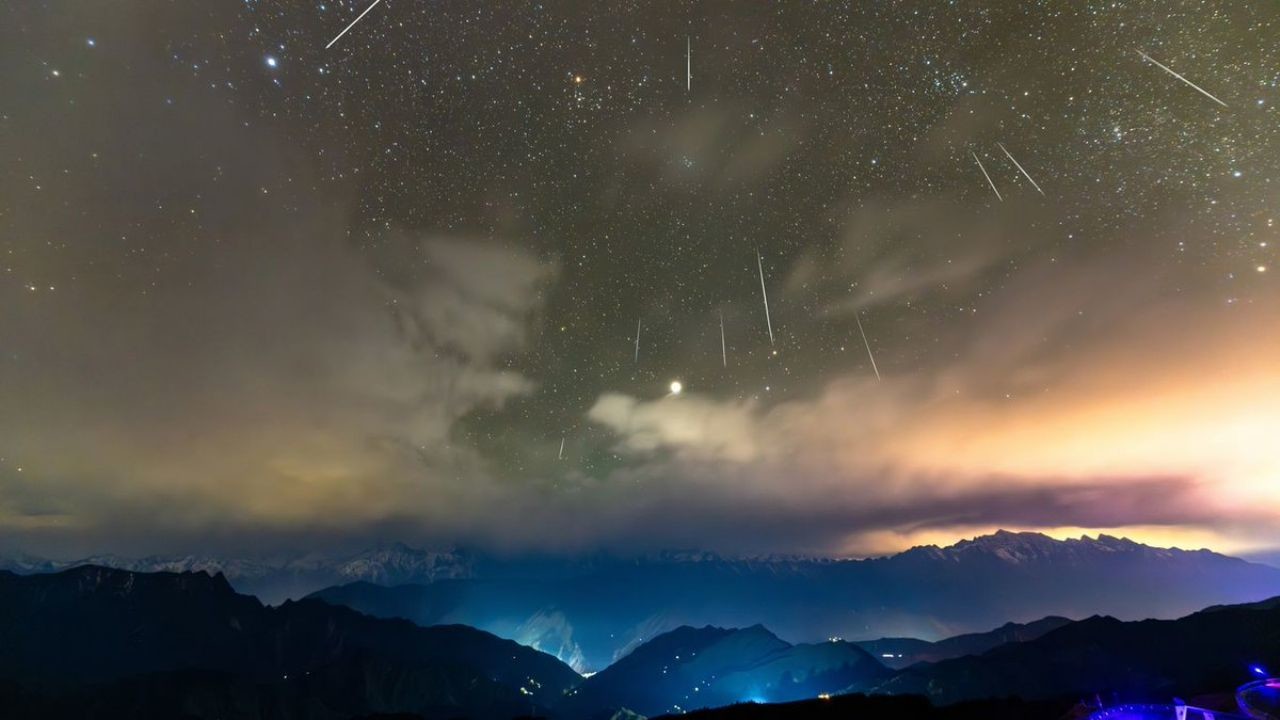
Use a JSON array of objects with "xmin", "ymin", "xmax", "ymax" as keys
[
  {"xmin": 7, "ymin": 532, "xmax": 1280, "ymax": 675},
  {"xmin": 871, "ymin": 598, "xmax": 1280, "ymax": 706},
  {"xmin": 0, "ymin": 542, "xmax": 474, "ymax": 605},
  {"xmin": 3, "ymin": 559, "xmax": 1280, "ymax": 719},
  {"xmin": 307, "ymin": 531, "xmax": 1280, "ymax": 671},
  {"xmin": 0, "ymin": 565, "xmax": 577, "ymax": 719},
  {"xmin": 547, "ymin": 597, "xmax": 1280, "ymax": 718}
]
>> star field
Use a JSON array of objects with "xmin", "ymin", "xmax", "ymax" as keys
[{"xmin": 1, "ymin": 1, "xmax": 1279, "ymax": 557}]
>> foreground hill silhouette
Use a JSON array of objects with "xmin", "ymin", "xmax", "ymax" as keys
[
  {"xmin": 654, "ymin": 694, "xmax": 1074, "ymax": 720},
  {"xmin": 559, "ymin": 624, "xmax": 890, "ymax": 718},
  {"xmin": 558, "ymin": 598, "xmax": 1280, "ymax": 717},
  {"xmin": 855, "ymin": 616, "xmax": 1073, "ymax": 669},
  {"xmin": 873, "ymin": 598, "xmax": 1280, "ymax": 705},
  {"xmin": 309, "ymin": 531, "xmax": 1280, "ymax": 670},
  {"xmin": 3, "ymin": 556, "xmax": 1280, "ymax": 719},
  {"xmin": 0, "ymin": 566, "xmax": 578, "ymax": 719}
]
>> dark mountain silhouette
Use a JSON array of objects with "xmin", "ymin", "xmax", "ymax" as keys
[
  {"xmin": 561, "ymin": 598, "xmax": 1280, "ymax": 719},
  {"xmin": 872, "ymin": 596, "xmax": 1280, "ymax": 705},
  {"xmin": 653, "ymin": 693, "xmax": 1077, "ymax": 720},
  {"xmin": 308, "ymin": 531, "xmax": 1280, "ymax": 671},
  {"xmin": 0, "ymin": 566, "xmax": 579, "ymax": 719},
  {"xmin": 856, "ymin": 616, "xmax": 1073, "ymax": 669},
  {"xmin": 4, "ymin": 563, "xmax": 1280, "ymax": 719},
  {"xmin": 558, "ymin": 624, "xmax": 890, "ymax": 719}
]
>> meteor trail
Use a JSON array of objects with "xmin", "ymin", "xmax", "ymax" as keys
[
  {"xmin": 558, "ymin": 436, "xmax": 565, "ymax": 460},
  {"xmin": 998, "ymin": 142, "xmax": 1045, "ymax": 196},
  {"xmin": 719, "ymin": 310, "xmax": 727, "ymax": 367},
  {"xmin": 756, "ymin": 251, "xmax": 774, "ymax": 345},
  {"xmin": 325, "ymin": 0, "xmax": 384, "ymax": 49},
  {"xmin": 855, "ymin": 311, "xmax": 881, "ymax": 382},
  {"xmin": 1137, "ymin": 49, "xmax": 1228, "ymax": 108},
  {"xmin": 686, "ymin": 36, "xmax": 691, "ymax": 91},
  {"xmin": 634, "ymin": 318, "xmax": 641, "ymax": 363},
  {"xmin": 972, "ymin": 152, "xmax": 1003, "ymax": 202}
]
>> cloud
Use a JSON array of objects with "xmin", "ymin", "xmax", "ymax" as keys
[
  {"xmin": 587, "ymin": 393, "xmax": 764, "ymax": 463},
  {"xmin": 584, "ymin": 383, "xmax": 1222, "ymax": 546},
  {"xmin": 0, "ymin": 23, "xmax": 558, "ymax": 555},
  {"xmin": 0, "ymin": 217, "xmax": 558, "ymax": 554},
  {"xmin": 783, "ymin": 191, "xmax": 1054, "ymax": 320},
  {"xmin": 4, "ymin": 1, "xmax": 1280, "ymax": 562},
  {"xmin": 583, "ymin": 246, "xmax": 1280, "ymax": 556}
]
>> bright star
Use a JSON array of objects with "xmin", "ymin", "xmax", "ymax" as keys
[{"xmin": 265, "ymin": 56, "xmax": 278, "ymax": 69}]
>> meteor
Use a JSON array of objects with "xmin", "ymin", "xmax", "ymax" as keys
[
  {"xmin": 325, "ymin": 0, "xmax": 384, "ymax": 49},
  {"xmin": 1137, "ymin": 49, "xmax": 1228, "ymax": 108},
  {"xmin": 855, "ymin": 311, "xmax": 881, "ymax": 382},
  {"xmin": 972, "ymin": 152, "xmax": 1003, "ymax": 202},
  {"xmin": 719, "ymin": 310, "xmax": 727, "ymax": 368},
  {"xmin": 757, "ymin": 251, "xmax": 775, "ymax": 345},
  {"xmin": 686, "ymin": 36, "xmax": 692, "ymax": 91},
  {"xmin": 998, "ymin": 142, "xmax": 1045, "ymax": 196}
]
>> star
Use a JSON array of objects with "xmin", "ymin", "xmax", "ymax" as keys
[{"xmin": 8, "ymin": 0, "xmax": 1280, "ymax": 570}]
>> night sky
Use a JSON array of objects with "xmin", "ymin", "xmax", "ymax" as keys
[{"xmin": 2, "ymin": 1, "xmax": 1279, "ymax": 559}]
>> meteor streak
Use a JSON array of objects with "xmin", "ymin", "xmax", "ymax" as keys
[
  {"xmin": 1137, "ymin": 49, "xmax": 1228, "ymax": 108},
  {"xmin": 719, "ymin": 310, "xmax": 727, "ymax": 367},
  {"xmin": 325, "ymin": 0, "xmax": 384, "ymax": 49},
  {"xmin": 972, "ymin": 152, "xmax": 1003, "ymax": 202},
  {"xmin": 998, "ymin": 142, "xmax": 1045, "ymax": 196},
  {"xmin": 757, "ymin": 252, "xmax": 775, "ymax": 345},
  {"xmin": 686, "ymin": 36, "xmax": 692, "ymax": 91},
  {"xmin": 856, "ymin": 311, "xmax": 881, "ymax": 382}
]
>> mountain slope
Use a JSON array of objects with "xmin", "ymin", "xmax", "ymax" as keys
[
  {"xmin": 559, "ymin": 625, "xmax": 890, "ymax": 718},
  {"xmin": 649, "ymin": 693, "xmax": 1076, "ymax": 720},
  {"xmin": 855, "ymin": 616, "xmax": 1073, "ymax": 669},
  {"xmin": 872, "ymin": 597, "xmax": 1280, "ymax": 705},
  {"xmin": 308, "ymin": 531, "xmax": 1280, "ymax": 671},
  {"xmin": 0, "ymin": 566, "xmax": 579, "ymax": 719}
]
